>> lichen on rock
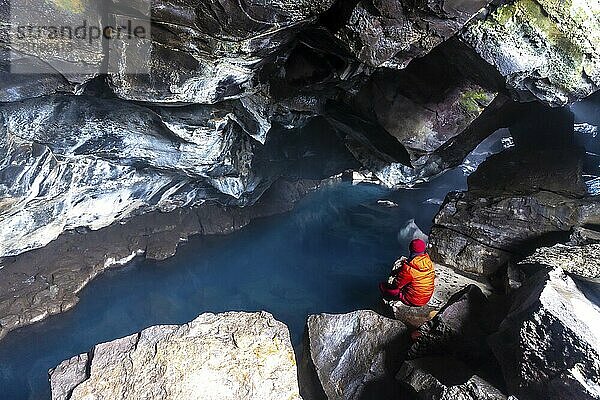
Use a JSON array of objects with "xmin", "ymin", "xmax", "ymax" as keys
[{"xmin": 462, "ymin": 0, "xmax": 600, "ymax": 106}]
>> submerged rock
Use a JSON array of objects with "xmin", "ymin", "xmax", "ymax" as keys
[
  {"xmin": 49, "ymin": 311, "xmax": 300, "ymax": 400},
  {"xmin": 489, "ymin": 268, "xmax": 600, "ymax": 400},
  {"xmin": 397, "ymin": 357, "xmax": 507, "ymax": 400},
  {"xmin": 462, "ymin": 0, "xmax": 600, "ymax": 106},
  {"xmin": 520, "ymin": 243, "xmax": 600, "ymax": 283},
  {"xmin": 300, "ymin": 310, "xmax": 409, "ymax": 400}
]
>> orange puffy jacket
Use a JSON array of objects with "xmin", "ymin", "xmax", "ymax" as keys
[{"xmin": 393, "ymin": 254, "xmax": 435, "ymax": 306}]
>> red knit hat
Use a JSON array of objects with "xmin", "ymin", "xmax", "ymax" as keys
[{"xmin": 409, "ymin": 239, "xmax": 427, "ymax": 254}]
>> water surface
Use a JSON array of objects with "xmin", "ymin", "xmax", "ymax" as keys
[{"xmin": 0, "ymin": 168, "xmax": 469, "ymax": 399}]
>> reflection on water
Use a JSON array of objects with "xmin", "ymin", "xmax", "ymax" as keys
[{"xmin": 0, "ymin": 168, "xmax": 467, "ymax": 400}]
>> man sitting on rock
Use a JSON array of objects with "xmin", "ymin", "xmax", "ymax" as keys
[{"xmin": 379, "ymin": 239, "xmax": 435, "ymax": 306}]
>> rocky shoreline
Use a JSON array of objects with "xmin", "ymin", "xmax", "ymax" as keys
[
  {"xmin": 0, "ymin": 179, "xmax": 322, "ymax": 340},
  {"xmin": 1, "ymin": 0, "xmax": 600, "ymax": 398},
  {"xmin": 48, "ymin": 262, "xmax": 599, "ymax": 400}
]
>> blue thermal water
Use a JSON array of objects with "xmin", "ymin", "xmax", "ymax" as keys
[{"xmin": 0, "ymin": 168, "xmax": 468, "ymax": 400}]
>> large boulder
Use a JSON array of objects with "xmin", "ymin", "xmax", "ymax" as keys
[
  {"xmin": 300, "ymin": 310, "xmax": 409, "ymax": 400},
  {"xmin": 327, "ymin": 42, "xmax": 516, "ymax": 187},
  {"xmin": 405, "ymin": 285, "xmax": 510, "ymax": 394},
  {"xmin": 429, "ymin": 111, "xmax": 600, "ymax": 276},
  {"xmin": 520, "ymin": 243, "xmax": 600, "ymax": 283},
  {"xmin": 339, "ymin": 57, "xmax": 501, "ymax": 187},
  {"xmin": 489, "ymin": 268, "xmax": 600, "ymax": 400},
  {"xmin": 407, "ymin": 285, "xmax": 503, "ymax": 363},
  {"xmin": 462, "ymin": 0, "xmax": 600, "ymax": 106},
  {"xmin": 429, "ymin": 190, "xmax": 600, "ymax": 276},
  {"xmin": 397, "ymin": 357, "xmax": 508, "ymax": 400},
  {"xmin": 385, "ymin": 264, "xmax": 493, "ymax": 328},
  {"xmin": 334, "ymin": 0, "xmax": 491, "ymax": 69},
  {"xmin": 49, "ymin": 311, "xmax": 301, "ymax": 400}
]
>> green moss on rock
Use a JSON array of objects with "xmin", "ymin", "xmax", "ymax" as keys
[
  {"xmin": 459, "ymin": 90, "xmax": 494, "ymax": 114},
  {"xmin": 462, "ymin": 0, "xmax": 600, "ymax": 105}
]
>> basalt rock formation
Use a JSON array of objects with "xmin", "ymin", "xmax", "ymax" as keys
[
  {"xmin": 461, "ymin": 0, "xmax": 600, "ymax": 107},
  {"xmin": 336, "ymin": 45, "xmax": 515, "ymax": 187},
  {"xmin": 520, "ymin": 243, "xmax": 600, "ymax": 283},
  {"xmin": 0, "ymin": 95, "xmax": 259, "ymax": 257},
  {"xmin": 429, "ymin": 106, "xmax": 600, "ymax": 276},
  {"xmin": 0, "ymin": 0, "xmax": 599, "ymax": 353},
  {"xmin": 490, "ymin": 268, "xmax": 600, "ymax": 400},
  {"xmin": 429, "ymin": 188, "xmax": 600, "ymax": 276},
  {"xmin": 300, "ymin": 310, "xmax": 410, "ymax": 400},
  {"xmin": 332, "ymin": 0, "xmax": 491, "ymax": 70},
  {"xmin": 0, "ymin": 179, "xmax": 320, "ymax": 340}
]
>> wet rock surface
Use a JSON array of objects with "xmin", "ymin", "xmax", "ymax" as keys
[
  {"xmin": 489, "ymin": 268, "xmax": 600, "ymax": 400},
  {"xmin": 0, "ymin": 96, "xmax": 259, "ymax": 257},
  {"xmin": 300, "ymin": 310, "xmax": 410, "ymax": 400},
  {"xmin": 49, "ymin": 311, "xmax": 300, "ymax": 400},
  {"xmin": 0, "ymin": 3, "xmax": 600, "ymax": 399},
  {"xmin": 0, "ymin": 179, "xmax": 319, "ymax": 340},
  {"xmin": 0, "ymin": 96, "xmax": 360, "ymax": 258},
  {"xmin": 1, "ymin": 0, "xmax": 598, "ymax": 267}
]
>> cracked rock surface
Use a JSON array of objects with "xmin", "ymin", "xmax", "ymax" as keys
[
  {"xmin": 300, "ymin": 310, "xmax": 410, "ymax": 400},
  {"xmin": 489, "ymin": 268, "xmax": 600, "ymax": 400},
  {"xmin": 49, "ymin": 311, "xmax": 300, "ymax": 400},
  {"xmin": 520, "ymin": 243, "xmax": 600, "ymax": 283},
  {"xmin": 335, "ymin": 0, "xmax": 490, "ymax": 69},
  {"xmin": 397, "ymin": 357, "xmax": 507, "ymax": 400},
  {"xmin": 0, "ymin": 95, "xmax": 263, "ymax": 258}
]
